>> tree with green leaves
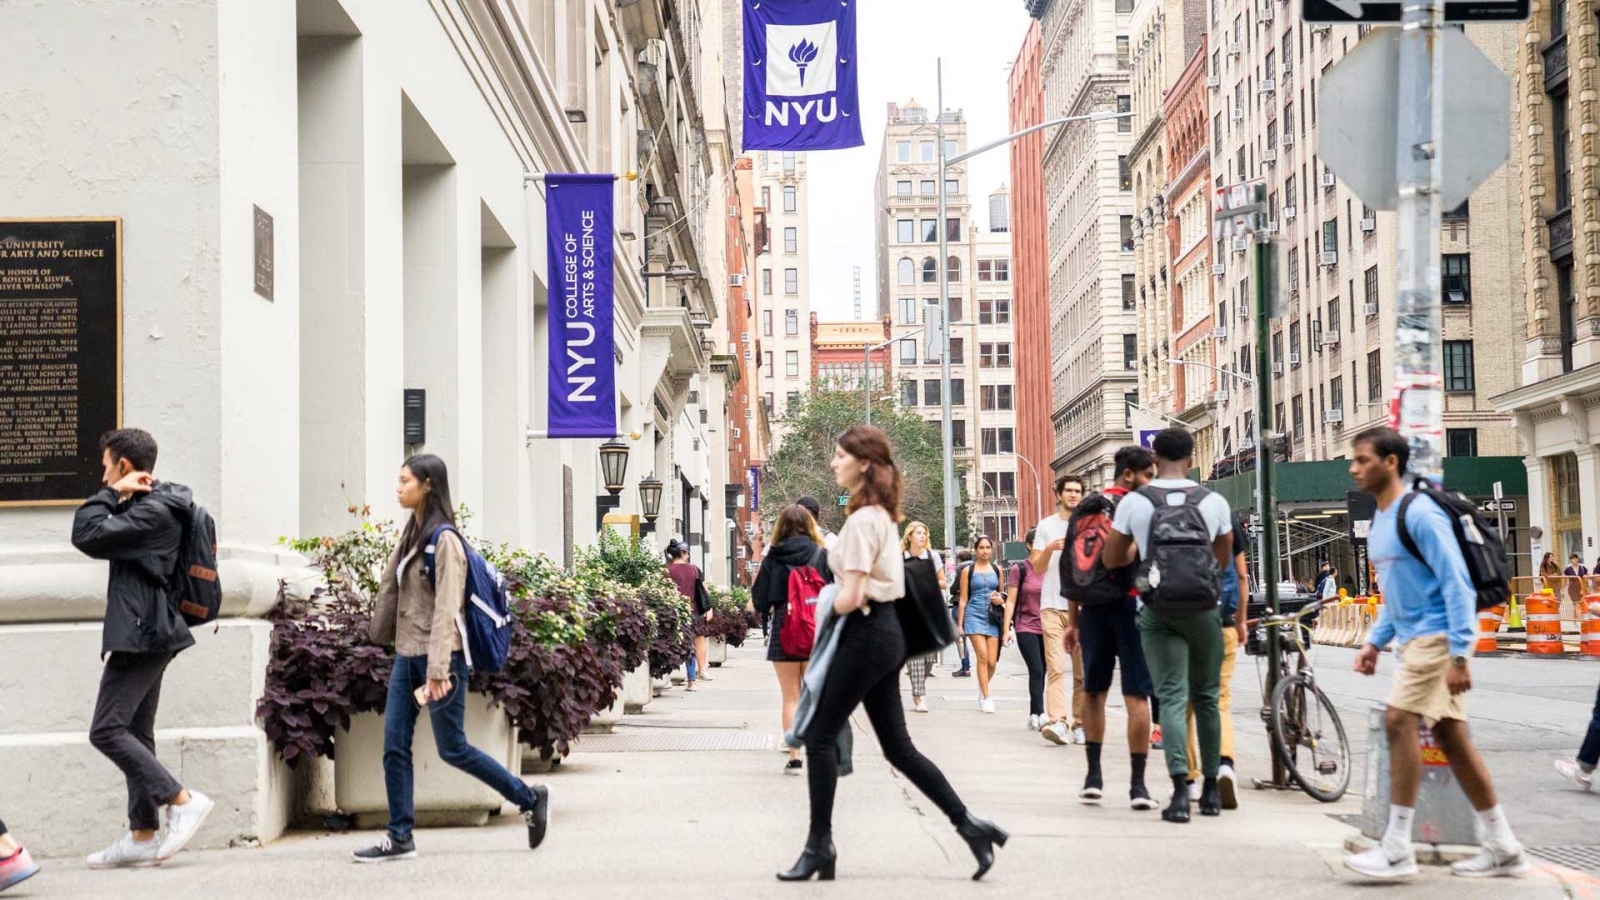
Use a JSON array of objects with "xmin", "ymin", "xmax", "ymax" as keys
[{"xmin": 761, "ymin": 385, "xmax": 970, "ymax": 550}]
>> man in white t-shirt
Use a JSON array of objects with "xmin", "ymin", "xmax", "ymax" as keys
[{"xmin": 1030, "ymin": 475, "xmax": 1086, "ymax": 746}]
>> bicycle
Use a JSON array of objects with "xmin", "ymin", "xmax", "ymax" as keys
[{"xmin": 1249, "ymin": 599, "xmax": 1351, "ymax": 802}]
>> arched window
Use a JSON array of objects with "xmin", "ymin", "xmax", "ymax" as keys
[
  {"xmin": 947, "ymin": 255, "xmax": 962, "ymax": 283},
  {"xmin": 898, "ymin": 258, "xmax": 915, "ymax": 285},
  {"xmin": 922, "ymin": 257, "xmax": 937, "ymax": 283}
]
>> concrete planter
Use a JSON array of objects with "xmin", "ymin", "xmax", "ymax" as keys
[
  {"xmin": 653, "ymin": 675, "xmax": 672, "ymax": 695},
  {"xmin": 707, "ymin": 636, "xmax": 727, "ymax": 666},
  {"xmin": 623, "ymin": 661, "xmax": 653, "ymax": 713},
  {"xmin": 335, "ymin": 696, "xmax": 519, "ymax": 829},
  {"xmin": 587, "ymin": 691, "xmax": 626, "ymax": 733}
]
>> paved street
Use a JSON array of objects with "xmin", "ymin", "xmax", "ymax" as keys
[{"xmin": 17, "ymin": 638, "xmax": 1600, "ymax": 899}]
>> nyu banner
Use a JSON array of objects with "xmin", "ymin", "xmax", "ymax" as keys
[
  {"xmin": 546, "ymin": 174, "xmax": 617, "ymax": 438},
  {"xmin": 742, "ymin": 0, "xmax": 863, "ymax": 151}
]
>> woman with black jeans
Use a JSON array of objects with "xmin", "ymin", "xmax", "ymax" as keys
[
  {"xmin": 353, "ymin": 455, "xmax": 551, "ymax": 863},
  {"xmin": 778, "ymin": 425, "xmax": 1008, "ymax": 883},
  {"xmin": 1010, "ymin": 528, "xmax": 1048, "ymax": 730}
]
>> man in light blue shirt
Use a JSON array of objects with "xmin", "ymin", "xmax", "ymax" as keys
[{"xmin": 1345, "ymin": 427, "xmax": 1527, "ymax": 881}]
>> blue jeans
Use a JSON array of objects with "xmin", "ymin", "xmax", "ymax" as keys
[
  {"xmin": 686, "ymin": 650, "xmax": 698, "ymax": 683},
  {"xmin": 1581, "ymin": 677, "xmax": 1600, "ymax": 768},
  {"xmin": 383, "ymin": 652, "xmax": 534, "ymax": 842}
]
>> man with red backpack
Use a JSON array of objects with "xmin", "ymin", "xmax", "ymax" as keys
[{"xmin": 1061, "ymin": 446, "xmax": 1158, "ymax": 810}]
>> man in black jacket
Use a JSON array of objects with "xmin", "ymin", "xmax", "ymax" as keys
[{"xmin": 71, "ymin": 429, "xmax": 213, "ymax": 868}]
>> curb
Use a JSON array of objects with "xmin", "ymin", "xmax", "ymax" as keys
[{"xmin": 1344, "ymin": 834, "xmax": 1479, "ymax": 865}]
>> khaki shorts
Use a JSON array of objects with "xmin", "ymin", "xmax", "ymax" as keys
[{"xmin": 1388, "ymin": 633, "xmax": 1467, "ymax": 726}]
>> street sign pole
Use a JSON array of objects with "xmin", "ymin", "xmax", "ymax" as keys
[{"xmin": 1392, "ymin": 0, "xmax": 1447, "ymax": 487}]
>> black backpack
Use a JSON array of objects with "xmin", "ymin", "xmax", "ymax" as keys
[
  {"xmin": 948, "ymin": 562, "xmax": 971, "ymax": 608},
  {"xmin": 1060, "ymin": 493, "xmax": 1135, "ymax": 606},
  {"xmin": 1396, "ymin": 483, "xmax": 1511, "ymax": 612},
  {"xmin": 169, "ymin": 502, "xmax": 222, "ymax": 627},
  {"xmin": 1135, "ymin": 484, "xmax": 1221, "ymax": 616}
]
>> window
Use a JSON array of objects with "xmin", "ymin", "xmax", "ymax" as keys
[
  {"xmin": 915, "ymin": 180, "xmax": 932, "ymax": 197},
  {"xmin": 763, "ymin": 351, "xmax": 773, "ymax": 377},
  {"xmin": 897, "ymin": 180, "xmax": 912, "ymax": 196},
  {"xmin": 1123, "ymin": 333, "xmax": 1138, "ymax": 370},
  {"xmin": 1120, "ymin": 216, "xmax": 1135, "ymax": 251},
  {"xmin": 1122, "ymin": 273, "xmax": 1136, "ymax": 310},
  {"xmin": 900, "ymin": 339, "xmax": 917, "ymax": 364},
  {"xmin": 1553, "ymin": 0, "xmax": 1569, "ymax": 39},
  {"xmin": 783, "ymin": 185, "xmax": 797, "ymax": 212},
  {"xmin": 981, "ymin": 428, "xmax": 1016, "ymax": 455},
  {"xmin": 902, "ymin": 380, "xmax": 918, "ymax": 407},
  {"xmin": 1330, "ymin": 376, "xmax": 1344, "ymax": 413},
  {"xmin": 1364, "ymin": 266, "xmax": 1379, "ymax": 315},
  {"xmin": 944, "ymin": 218, "xmax": 961, "ymax": 242},
  {"xmin": 921, "ymin": 257, "xmax": 937, "ymax": 283},
  {"xmin": 951, "ymin": 379, "xmax": 966, "ymax": 406},
  {"xmin": 1116, "ymin": 0, "xmax": 1134, "ymax": 11},
  {"xmin": 978, "ymin": 260, "xmax": 992, "ymax": 281},
  {"xmin": 782, "ymin": 152, "xmax": 796, "ymax": 173},
  {"xmin": 1117, "ymin": 36, "xmax": 1130, "ymax": 68},
  {"xmin": 1117, "ymin": 95, "xmax": 1132, "ymax": 132},
  {"xmin": 1124, "ymin": 391, "xmax": 1138, "ymax": 428},
  {"xmin": 898, "ymin": 258, "xmax": 914, "ymax": 285},
  {"xmin": 897, "ymin": 141, "xmax": 912, "ymax": 162},
  {"xmin": 924, "ymin": 379, "xmax": 941, "ymax": 406},
  {"xmin": 900, "ymin": 297, "xmax": 917, "ymax": 324},
  {"xmin": 1289, "ymin": 322, "xmax": 1301, "ymax": 363},
  {"xmin": 952, "ymin": 419, "xmax": 967, "ymax": 448},
  {"xmin": 763, "ymin": 310, "xmax": 773, "ymax": 336},
  {"xmin": 1214, "ymin": 113, "xmax": 1223, "ymax": 150},
  {"xmin": 980, "ymin": 342, "xmax": 1013, "ymax": 368},
  {"xmin": 994, "ymin": 260, "xmax": 1009, "ymax": 281},
  {"xmin": 950, "ymin": 337, "xmax": 965, "ymax": 364},
  {"xmin": 1287, "ymin": 246, "xmax": 1299, "ymax": 290},
  {"xmin": 1292, "ymin": 395, "xmax": 1304, "ymax": 441},
  {"xmin": 982, "ymin": 472, "xmax": 1018, "ymax": 498},
  {"xmin": 761, "ymin": 186, "xmax": 771, "ymax": 209},
  {"xmin": 979, "ymin": 299, "xmax": 1011, "ymax": 324},
  {"xmin": 1444, "ymin": 340, "xmax": 1475, "ymax": 391},
  {"xmin": 1366, "ymin": 349, "xmax": 1382, "ymax": 402},
  {"xmin": 1446, "ymin": 428, "xmax": 1479, "ymax": 458},
  {"xmin": 784, "ymin": 227, "xmax": 797, "ymax": 254},
  {"xmin": 1322, "ymin": 219, "xmax": 1338, "ymax": 253},
  {"xmin": 897, "ymin": 219, "xmax": 915, "ymax": 243},
  {"xmin": 921, "ymin": 142, "xmax": 936, "ymax": 162},
  {"xmin": 922, "ymin": 219, "xmax": 938, "ymax": 242},
  {"xmin": 947, "ymin": 256, "xmax": 961, "ymax": 282},
  {"xmin": 1326, "ymin": 299, "xmax": 1340, "ymax": 337},
  {"xmin": 764, "ymin": 392, "xmax": 773, "ymax": 414},
  {"xmin": 785, "ymin": 350, "xmax": 799, "ymax": 378},
  {"xmin": 1445, "ymin": 198, "xmax": 1470, "ymax": 219},
  {"xmin": 1271, "ymin": 331, "xmax": 1283, "ymax": 375},
  {"xmin": 981, "ymin": 385, "xmax": 1015, "ymax": 410},
  {"xmin": 1219, "ymin": 300, "xmax": 1228, "ymax": 324},
  {"xmin": 762, "ymin": 269, "xmax": 772, "ymax": 295},
  {"xmin": 1119, "ymin": 155, "xmax": 1131, "ymax": 191},
  {"xmin": 784, "ymin": 268, "xmax": 798, "ymax": 294},
  {"xmin": 787, "ymin": 390, "xmax": 800, "ymax": 407},
  {"xmin": 944, "ymin": 139, "xmax": 958, "ymax": 159},
  {"xmin": 945, "ymin": 179, "xmax": 959, "ymax": 196},
  {"xmin": 785, "ymin": 309, "xmax": 799, "ymax": 335},
  {"xmin": 1442, "ymin": 254, "xmax": 1471, "ymax": 304}
]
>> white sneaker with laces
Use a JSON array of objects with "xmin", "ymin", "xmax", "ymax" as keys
[
  {"xmin": 1027, "ymin": 714, "xmax": 1041, "ymax": 730},
  {"xmin": 1041, "ymin": 721, "xmax": 1070, "ymax": 745},
  {"xmin": 87, "ymin": 832, "xmax": 162, "ymax": 869},
  {"xmin": 1344, "ymin": 842, "xmax": 1419, "ymax": 880},
  {"xmin": 1218, "ymin": 764, "xmax": 1239, "ymax": 809},
  {"xmin": 1072, "ymin": 726, "xmax": 1086, "ymax": 744},
  {"xmin": 980, "ymin": 698, "xmax": 996, "ymax": 714},
  {"xmin": 1555, "ymin": 757, "xmax": 1595, "ymax": 791},
  {"xmin": 158, "ymin": 791, "xmax": 215, "ymax": 860},
  {"xmin": 1451, "ymin": 844, "xmax": 1531, "ymax": 878}
]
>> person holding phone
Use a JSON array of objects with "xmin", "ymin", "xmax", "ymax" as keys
[{"xmin": 354, "ymin": 454, "xmax": 550, "ymax": 863}]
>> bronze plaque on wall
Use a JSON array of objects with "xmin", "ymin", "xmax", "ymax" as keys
[{"xmin": 0, "ymin": 218, "xmax": 121, "ymax": 506}]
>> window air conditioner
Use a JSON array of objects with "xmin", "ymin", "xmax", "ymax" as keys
[
  {"xmin": 1281, "ymin": 62, "xmax": 1293, "ymax": 78},
  {"xmin": 1364, "ymin": 301, "xmax": 1379, "ymax": 317},
  {"xmin": 1321, "ymin": 331, "xmax": 1340, "ymax": 348},
  {"xmin": 1263, "ymin": 149, "xmax": 1278, "ymax": 164},
  {"xmin": 1206, "ymin": 75, "xmax": 1222, "ymax": 89},
  {"xmin": 1320, "ymin": 172, "xmax": 1337, "ymax": 189},
  {"xmin": 1324, "ymin": 408, "xmax": 1344, "ymax": 424},
  {"xmin": 1320, "ymin": 250, "xmax": 1339, "ymax": 266},
  {"xmin": 1360, "ymin": 217, "xmax": 1376, "ymax": 232},
  {"xmin": 1260, "ymin": 78, "xmax": 1276, "ymax": 93},
  {"xmin": 1272, "ymin": 361, "xmax": 1284, "ymax": 374},
  {"xmin": 1238, "ymin": 302, "xmax": 1250, "ymax": 320},
  {"xmin": 1312, "ymin": 23, "xmax": 1331, "ymax": 34},
  {"xmin": 1214, "ymin": 325, "xmax": 1228, "ymax": 340},
  {"xmin": 1284, "ymin": 205, "xmax": 1298, "ymax": 220},
  {"xmin": 1233, "ymin": 234, "xmax": 1249, "ymax": 252},
  {"xmin": 1232, "ymin": 108, "xmax": 1245, "ymax": 121},
  {"xmin": 1288, "ymin": 352, "xmax": 1301, "ymax": 367},
  {"xmin": 1212, "ymin": 262, "xmax": 1227, "ymax": 276},
  {"xmin": 731, "ymin": 272, "xmax": 745, "ymax": 287},
  {"xmin": 1282, "ymin": 131, "xmax": 1295, "ymax": 147},
  {"xmin": 1213, "ymin": 389, "xmax": 1230, "ymax": 404}
]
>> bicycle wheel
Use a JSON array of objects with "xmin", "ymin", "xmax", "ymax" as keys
[{"xmin": 1269, "ymin": 673, "xmax": 1351, "ymax": 802}]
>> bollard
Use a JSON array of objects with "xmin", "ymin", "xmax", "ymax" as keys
[{"xmin": 1359, "ymin": 705, "xmax": 1479, "ymax": 847}]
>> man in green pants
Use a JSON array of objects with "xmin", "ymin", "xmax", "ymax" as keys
[{"xmin": 1100, "ymin": 428, "xmax": 1232, "ymax": 824}]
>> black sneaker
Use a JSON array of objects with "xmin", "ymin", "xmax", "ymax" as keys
[
  {"xmin": 352, "ymin": 835, "xmax": 416, "ymax": 863},
  {"xmin": 785, "ymin": 759, "xmax": 804, "ymax": 776},
  {"xmin": 1079, "ymin": 770, "xmax": 1104, "ymax": 803},
  {"xmin": 1130, "ymin": 783, "xmax": 1158, "ymax": 811},
  {"xmin": 523, "ymin": 785, "xmax": 551, "ymax": 850}
]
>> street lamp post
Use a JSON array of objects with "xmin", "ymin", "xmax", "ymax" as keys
[
  {"xmin": 936, "ymin": 57, "xmax": 1134, "ymax": 555},
  {"xmin": 1171, "ymin": 358, "xmax": 1255, "ymax": 386},
  {"xmin": 1004, "ymin": 452, "xmax": 1044, "ymax": 528},
  {"xmin": 865, "ymin": 326, "xmax": 926, "ymax": 427}
]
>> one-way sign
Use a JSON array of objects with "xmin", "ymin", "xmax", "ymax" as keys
[{"xmin": 1303, "ymin": 0, "xmax": 1527, "ymax": 20}]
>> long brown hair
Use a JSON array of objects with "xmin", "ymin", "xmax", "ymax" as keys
[
  {"xmin": 839, "ymin": 424, "xmax": 902, "ymax": 521},
  {"xmin": 771, "ymin": 504, "xmax": 823, "ymax": 546}
]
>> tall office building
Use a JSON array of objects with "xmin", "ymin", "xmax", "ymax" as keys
[
  {"xmin": 1009, "ymin": 18, "xmax": 1054, "ymax": 528},
  {"xmin": 752, "ymin": 150, "xmax": 813, "ymax": 440}
]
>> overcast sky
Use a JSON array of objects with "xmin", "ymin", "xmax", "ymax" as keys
[{"xmin": 806, "ymin": 1, "xmax": 1033, "ymax": 320}]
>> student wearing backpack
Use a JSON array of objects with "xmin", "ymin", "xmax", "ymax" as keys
[
  {"xmin": 667, "ymin": 541, "xmax": 714, "ymax": 689},
  {"xmin": 957, "ymin": 536, "xmax": 1009, "ymax": 713},
  {"xmin": 900, "ymin": 521, "xmax": 947, "ymax": 713},
  {"xmin": 753, "ymin": 505, "xmax": 831, "ymax": 774},
  {"xmin": 71, "ymin": 428, "xmax": 215, "ymax": 868},
  {"xmin": 1061, "ymin": 446, "xmax": 1158, "ymax": 809},
  {"xmin": 1099, "ymin": 431, "xmax": 1231, "ymax": 824},
  {"xmin": 1185, "ymin": 512, "xmax": 1250, "ymax": 809},
  {"xmin": 355, "ymin": 454, "xmax": 550, "ymax": 863},
  {"xmin": 1345, "ymin": 428, "xmax": 1528, "ymax": 880},
  {"xmin": 1030, "ymin": 475, "xmax": 1087, "ymax": 745}
]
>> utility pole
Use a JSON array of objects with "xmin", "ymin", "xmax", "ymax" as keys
[{"xmin": 936, "ymin": 59, "xmax": 958, "ymax": 553}]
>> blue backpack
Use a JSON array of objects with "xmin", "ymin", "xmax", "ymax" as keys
[{"xmin": 421, "ymin": 525, "xmax": 513, "ymax": 674}]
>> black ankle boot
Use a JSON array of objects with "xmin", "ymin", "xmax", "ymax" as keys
[
  {"xmin": 777, "ymin": 833, "xmax": 836, "ymax": 882},
  {"xmin": 955, "ymin": 812, "xmax": 1010, "ymax": 881},
  {"xmin": 1162, "ymin": 775, "xmax": 1191, "ymax": 824},
  {"xmin": 1199, "ymin": 777, "xmax": 1222, "ymax": 817}
]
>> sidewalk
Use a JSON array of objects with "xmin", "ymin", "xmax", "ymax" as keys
[{"xmin": 20, "ymin": 638, "xmax": 1582, "ymax": 899}]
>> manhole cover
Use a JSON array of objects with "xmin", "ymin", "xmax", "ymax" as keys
[
  {"xmin": 1529, "ymin": 845, "xmax": 1600, "ymax": 874},
  {"xmin": 578, "ymin": 731, "xmax": 776, "ymax": 752}
]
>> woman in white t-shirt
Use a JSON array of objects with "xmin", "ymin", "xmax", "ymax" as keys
[
  {"xmin": 778, "ymin": 426, "xmax": 1008, "ymax": 883},
  {"xmin": 900, "ymin": 521, "xmax": 946, "ymax": 714}
]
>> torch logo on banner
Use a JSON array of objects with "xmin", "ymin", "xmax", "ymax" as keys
[{"xmin": 788, "ymin": 38, "xmax": 819, "ymax": 86}]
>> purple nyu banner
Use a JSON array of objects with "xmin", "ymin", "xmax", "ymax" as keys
[
  {"xmin": 742, "ymin": 0, "xmax": 863, "ymax": 151},
  {"xmin": 546, "ymin": 174, "xmax": 617, "ymax": 438}
]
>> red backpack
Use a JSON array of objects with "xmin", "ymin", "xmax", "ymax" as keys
[
  {"xmin": 780, "ymin": 564, "xmax": 828, "ymax": 658},
  {"xmin": 1060, "ymin": 492, "xmax": 1135, "ymax": 606}
]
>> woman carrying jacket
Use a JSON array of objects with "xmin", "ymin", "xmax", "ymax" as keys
[
  {"xmin": 778, "ymin": 425, "xmax": 1007, "ymax": 883},
  {"xmin": 752, "ymin": 505, "xmax": 830, "ymax": 775},
  {"xmin": 354, "ymin": 454, "xmax": 550, "ymax": 863},
  {"xmin": 900, "ymin": 521, "xmax": 946, "ymax": 714}
]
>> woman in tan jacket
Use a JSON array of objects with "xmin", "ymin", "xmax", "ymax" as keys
[{"xmin": 352, "ymin": 454, "xmax": 550, "ymax": 863}]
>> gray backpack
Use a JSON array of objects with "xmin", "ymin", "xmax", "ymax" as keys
[{"xmin": 1135, "ymin": 485, "xmax": 1220, "ymax": 616}]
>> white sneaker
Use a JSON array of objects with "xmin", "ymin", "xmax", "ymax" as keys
[
  {"xmin": 87, "ymin": 832, "xmax": 162, "ymax": 869},
  {"xmin": 1188, "ymin": 780, "xmax": 1203, "ymax": 801},
  {"xmin": 1451, "ymin": 844, "xmax": 1531, "ymax": 878},
  {"xmin": 1344, "ymin": 843, "xmax": 1419, "ymax": 880},
  {"xmin": 1041, "ymin": 721, "xmax": 1070, "ymax": 745},
  {"xmin": 1218, "ymin": 764, "xmax": 1239, "ymax": 809},
  {"xmin": 913, "ymin": 695, "xmax": 930, "ymax": 713},
  {"xmin": 1072, "ymin": 726, "xmax": 1086, "ymax": 744},
  {"xmin": 158, "ymin": 790, "xmax": 215, "ymax": 860},
  {"xmin": 1555, "ymin": 757, "xmax": 1596, "ymax": 791},
  {"xmin": 1027, "ymin": 714, "xmax": 1041, "ymax": 731},
  {"xmin": 980, "ymin": 698, "xmax": 996, "ymax": 714}
]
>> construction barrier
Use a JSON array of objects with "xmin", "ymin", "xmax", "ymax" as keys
[
  {"xmin": 1476, "ymin": 604, "xmax": 1506, "ymax": 654},
  {"xmin": 1583, "ymin": 594, "xmax": 1600, "ymax": 657},
  {"xmin": 1524, "ymin": 593, "xmax": 1564, "ymax": 656}
]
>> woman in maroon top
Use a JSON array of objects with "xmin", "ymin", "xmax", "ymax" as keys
[
  {"xmin": 667, "ymin": 541, "xmax": 712, "ymax": 690},
  {"xmin": 1010, "ymin": 528, "xmax": 1047, "ymax": 731}
]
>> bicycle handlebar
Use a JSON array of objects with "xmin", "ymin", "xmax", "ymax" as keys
[{"xmin": 1247, "ymin": 598, "xmax": 1327, "ymax": 629}]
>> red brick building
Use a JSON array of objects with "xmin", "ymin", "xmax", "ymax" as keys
[
  {"xmin": 810, "ymin": 314, "xmax": 893, "ymax": 393},
  {"xmin": 724, "ymin": 157, "xmax": 763, "ymax": 585},
  {"xmin": 1008, "ymin": 19, "xmax": 1050, "ymax": 528}
]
